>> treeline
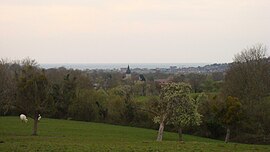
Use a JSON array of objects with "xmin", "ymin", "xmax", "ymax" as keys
[
  {"xmin": 0, "ymin": 60, "xmax": 157, "ymax": 131},
  {"xmin": 0, "ymin": 45, "xmax": 270, "ymax": 144},
  {"xmin": 0, "ymin": 60, "xmax": 222, "ymax": 122}
]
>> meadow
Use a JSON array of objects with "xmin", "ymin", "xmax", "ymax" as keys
[{"xmin": 0, "ymin": 116, "xmax": 269, "ymax": 152}]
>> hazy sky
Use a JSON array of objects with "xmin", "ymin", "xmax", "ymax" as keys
[{"xmin": 1, "ymin": 0, "xmax": 270, "ymax": 63}]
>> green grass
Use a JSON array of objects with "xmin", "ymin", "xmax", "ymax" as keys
[{"xmin": 0, "ymin": 117, "xmax": 269, "ymax": 152}]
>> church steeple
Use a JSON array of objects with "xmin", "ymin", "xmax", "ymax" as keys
[
  {"xmin": 125, "ymin": 65, "xmax": 131, "ymax": 79},
  {"xmin": 126, "ymin": 65, "xmax": 131, "ymax": 74}
]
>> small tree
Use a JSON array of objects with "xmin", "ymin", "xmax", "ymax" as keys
[
  {"xmin": 167, "ymin": 83, "xmax": 201, "ymax": 141},
  {"xmin": 149, "ymin": 82, "xmax": 200, "ymax": 141},
  {"xmin": 15, "ymin": 59, "xmax": 51, "ymax": 135},
  {"xmin": 222, "ymin": 96, "xmax": 242, "ymax": 143}
]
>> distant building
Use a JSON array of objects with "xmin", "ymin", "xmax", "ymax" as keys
[{"xmin": 139, "ymin": 74, "xmax": 146, "ymax": 82}]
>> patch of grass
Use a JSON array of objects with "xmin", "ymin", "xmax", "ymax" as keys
[{"xmin": 0, "ymin": 116, "xmax": 269, "ymax": 151}]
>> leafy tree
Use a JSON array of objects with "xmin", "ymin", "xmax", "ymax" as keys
[
  {"xmin": 149, "ymin": 82, "xmax": 201, "ymax": 141},
  {"xmin": 201, "ymin": 77, "xmax": 216, "ymax": 92},
  {"xmin": 196, "ymin": 93, "xmax": 224, "ymax": 138},
  {"xmin": 147, "ymin": 95, "xmax": 168, "ymax": 141},
  {"xmin": 62, "ymin": 74, "xmax": 77, "ymax": 117},
  {"xmin": 49, "ymin": 83, "xmax": 62, "ymax": 117},
  {"xmin": 166, "ymin": 83, "xmax": 201, "ymax": 141},
  {"xmin": 111, "ymin": 85, "xmax": 135, "ymax": 123},
  {"xmin": 221, "ymin": 96, "xmax": 242, "ymax": 143},
  {"xmin": 198, "ymin": 95, "xmax": 242, "ymax": 143},
  {"xmin": 94, "ymin": 90, "xmax": 109, "ymax": 121},
  {"xmin": 15, "ymin": 59, "xmax": 51, "ymax": 135},
  {"xmin": 106, "ymin": 94, "xmax": 126, "ymax": 123},
  {"xmin": 51, "ymin": 74, "xmax": 77, "ymax": 119}
]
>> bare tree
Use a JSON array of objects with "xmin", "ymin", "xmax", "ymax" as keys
[
  {"xmin": 224, "ymin": 44, "xmax": 270, "ymax": 105},
  {"xmin": 0, "ymin": 59, "xmax": 17, "ymax": 115},
  {"xmin": 223, "ymin": 44, "xmax": 270, "ymax": 139}
]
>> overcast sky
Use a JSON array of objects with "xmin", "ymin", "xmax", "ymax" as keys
[{"xmin": 1, "ymin": 0, "xmax": 270, "ymax": 63}]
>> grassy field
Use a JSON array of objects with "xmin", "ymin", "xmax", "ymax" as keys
[{"xmin": 0, "ymin": 116, "xmax": 269, "ymax": 152}]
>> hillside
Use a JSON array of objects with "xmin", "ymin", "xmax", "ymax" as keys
[{"xmin": 0, "ymin": 117, "xmax": 269, "ymax": 152}]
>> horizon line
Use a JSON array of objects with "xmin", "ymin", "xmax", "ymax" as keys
[{"xmin": 39, "ymin": 62, "xmax": 227, "ymax": 64}]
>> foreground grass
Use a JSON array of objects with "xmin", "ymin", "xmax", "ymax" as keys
[{"xmin": 0, "ymin": 117, "xmax": 269, "ymax": 152}]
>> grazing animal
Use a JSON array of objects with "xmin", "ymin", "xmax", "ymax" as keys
[
  {"xmin": 38, "ymin": 114, "xmax": 41, "ymax": 121},
  {"xmin": 20, "ymin": 114, "xmax": 28, "ymax": 123}
]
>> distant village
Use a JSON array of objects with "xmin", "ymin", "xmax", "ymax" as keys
[
  {"xmin": 88, "ymin": 63, "xmax": 229, "ymax": 74},
  {"xmin": 88, "ymin": 63, "xmax": 229, "ymax": 88}
]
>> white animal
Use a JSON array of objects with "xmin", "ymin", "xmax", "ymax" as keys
[
  {"xmin": 19, "ymin": 114, "xmax": 28, "ymax": 123},
  {"xmin": 38, "ymin": 114, "xmax": 41, "ymax": 121}
]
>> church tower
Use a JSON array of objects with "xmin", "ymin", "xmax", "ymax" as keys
[{"xmin": 125, "ymin": 65, "xmax": 131, "ymax": 79}]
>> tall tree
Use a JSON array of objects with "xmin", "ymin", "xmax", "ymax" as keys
[
  {"xmin": 15, "ymin": 59, "xmax": 51, "ymax": 135},
  {"xmin": 224, "ymin": 44, "xmax": 270, "ymax": 105},
  {"xmin": 62, "ymin": 74, "xmax": 77, "ymax": 118},
  {"xmin": 51, "ymin": 74, "xmax": 77, "ymax": 119},
  {"xmin": 0, "ymin": 59, "xmax": 16, "ymax": 115},
  {"xmin": 223, "ymin": 44, "xmax": 270, "ymax": 137}
]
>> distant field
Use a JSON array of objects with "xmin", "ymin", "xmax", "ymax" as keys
[{"xmin": 0, "ymin": 116, "xmax": 269, "ymax": 152}]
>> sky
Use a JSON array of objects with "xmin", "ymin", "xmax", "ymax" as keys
[{"xmin": 1, "ymin": 0, "xmax": 270, "ymax": 63}]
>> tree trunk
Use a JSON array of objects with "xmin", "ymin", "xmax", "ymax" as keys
[
  {"xmin": 178, "ymin": 127, "xmax": 183, "ymax": 141},
  {"xmin": 156, "ymin": 121, "xmax": 165, "ymax": 141},
  {"xmin": 32, "ymin": 113, "xmax": 38, "ymax": 136},
  {"xmin": 225, "ymin": 127, "xmax": 230, "ymax": 143}
]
